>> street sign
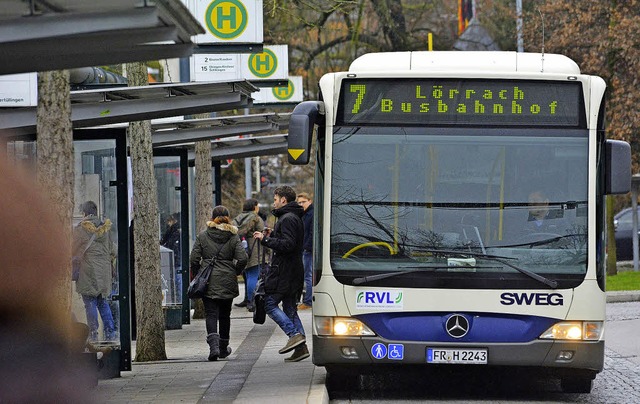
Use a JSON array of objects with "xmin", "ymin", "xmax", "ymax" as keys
[
  {"xmin": 191, "ymin": 45, "xmax": 288, "ymax": 82},
  {"xmin": 252, "ymin": 76, "xmax": 303, "ymax": 104},
  {"xmin": 187, "ymin": 0, "xmax": 263, "ymax": 44},
  {"xmin": 0, "ymin": 73, "xmax": 37, "ymax": 107}
]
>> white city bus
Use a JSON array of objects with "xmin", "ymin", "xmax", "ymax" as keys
[{"xmin": 287, "ymin": 51, "xmax": 630, "ymax": 393}]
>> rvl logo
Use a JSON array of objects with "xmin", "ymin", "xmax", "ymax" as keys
[{"xmin": 357, "ymin": 291, "xmax": 403, "ymax": 305}]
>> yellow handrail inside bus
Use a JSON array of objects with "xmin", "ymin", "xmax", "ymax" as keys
[{"xmin": 342, "ymin": 242, "xmax": 398, "ymax": 258}]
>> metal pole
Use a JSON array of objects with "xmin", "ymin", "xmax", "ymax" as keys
[
  {"xmin": 244, "ymin": 108, "xmax": 252, "ymax": 198},
  {"xmin": 516, "ymin": 0, "xmax": 524, "ymax": 52},
  {"xmin": 244, "ymin": 157, "xmax": 252, "ymax": 198},
  {"xmin": 633, "ymin": 183, "xmax": 639, "ymax": 271},
  {"xmin": 254, "ymin": 157, "xmax": 260, "ymax": 193}
]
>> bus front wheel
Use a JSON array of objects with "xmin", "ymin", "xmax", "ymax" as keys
[
  {"xmin": 326, "ymin": 367, "xmax": 360, "ymax": 392},
  {"xmin": 560, "ymin": 377, "xmax": 592, "ymax": 393}
]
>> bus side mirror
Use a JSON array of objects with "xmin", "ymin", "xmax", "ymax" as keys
[
  {"xmin": 287, "ymin": 101, "xmax": 324, "ymax": 165},
  {"xmin": 605, "ymin": 139, "xmax": 631, "ymax": 195}
]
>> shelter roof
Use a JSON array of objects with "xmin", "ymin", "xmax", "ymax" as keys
[
  {"xmin": 0, "ymin": 0, "xmax": 203, "ymax": 75},
  {"xmin": 80, "ymin": 112, "xmax": 290, "ymax": 161},
  {"xmin": 0, "ymin": 80, "xmax": 259, "ymax": 137}
]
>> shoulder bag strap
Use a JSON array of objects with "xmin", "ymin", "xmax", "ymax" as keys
[
  {"xmin": 80, "ymin": 233, "xmax": 97, "ymax": 257},
  {"xmin": 203, "ymin": 237, "xmax": 232, "ymax": 268},
  {"xmin": 247, "ymin": 237, "xmax": 258, "ymax": 257}
]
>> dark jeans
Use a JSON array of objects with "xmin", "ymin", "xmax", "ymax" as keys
[
  {"xmin": 202, "ymin": 297, "xmax": 232, "ymax": 339},
  {"xmin": 302, "ymin": 251, "xmax": 313, "ymax": 305},
  {"xmin": 81, "ymin": 294, "xmax": 115, "ymax": 341},
  {"xmin": 245, "ymin": 264, "xmax": 260, "ymax": 304},
  {"xmin": 264, "ymin": 293, "xmax": 304, "ymax": 338}
]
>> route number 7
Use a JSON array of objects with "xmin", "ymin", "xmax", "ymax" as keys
[{"xmin": 350, "ymin": 84, "xmax": 366, "ymax": 114}]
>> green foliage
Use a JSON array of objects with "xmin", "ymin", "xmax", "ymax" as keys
[
  {"xmin": 475, "ymin": 0, "xmax": 519, "ymax": 51},
  {"xmin": 607, "ymin": 271, "xmax": 640, "ymax": 291},
  {"xmin": 264, "ymin": 0, "xmax": 458, "ymax": 98},
  {"xmin": 260, "ymin": 0, "xmax": 640, "ymax": 226}
]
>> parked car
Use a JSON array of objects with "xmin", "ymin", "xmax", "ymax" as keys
[{"xmin": 614, "ymin": 207, "xmax": 640, "ymax": 261}]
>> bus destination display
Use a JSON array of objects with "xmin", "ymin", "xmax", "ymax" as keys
[{"xmin": 337, "ymin": 79, "xmax": 583, "ymax": 127}]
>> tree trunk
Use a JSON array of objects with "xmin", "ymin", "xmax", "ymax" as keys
[
  {"xmin": 36, "ymin": 70, "xmax": 74, "ymax": 317},
  {"xmin": 127, "ymin": 62, "xmax": 167, "ymax": 361},
  {"xmin": 192, "ymin": 137, "xmax": 214, "ymax": 319}
]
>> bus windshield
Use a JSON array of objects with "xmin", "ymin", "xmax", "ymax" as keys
[{"xmin": 329, "ymin": 127, "xmax": 589, "ymax": 289}]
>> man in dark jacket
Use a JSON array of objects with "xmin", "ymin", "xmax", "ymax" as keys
[
  {"xmin": 253, "ymin": 185, "xmax": 309, "ymax": 362},
  {"xmin": 296, "ymin": 192, "xmax": 313, "ymax": 309},
  {"xmin": 160, "ymin": 213, "xmax": 181, "ymax": 300}
]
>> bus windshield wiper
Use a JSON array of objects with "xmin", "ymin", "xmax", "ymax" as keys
[
  {"xmin": 514, "ymin": 233, "xmax": 584, "ymax": 248},
  {"xmin": 473, "ymin": 254, "xmax": 558, "ymax": 289},
  {"xmin": 353, "ymin": 267, "xmax": 445, "ymax": 285},
  {"xmin": 352, "ymin": 249, "xmax": 558, "ymax": 289}
]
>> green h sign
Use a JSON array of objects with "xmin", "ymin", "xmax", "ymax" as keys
[
  {"xmin": 248, "ymin": 48, "xmax": 278, "ymax": 78},
  {"xmin": 205, "ymin": 0, "xmax": 248, "ymax": 40}
]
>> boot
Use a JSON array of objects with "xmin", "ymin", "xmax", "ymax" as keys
[
  {"xmin": 206, "ymin": 333, "xmax": 220, "ymax": 361},
  {"xmin": 285, "ymin": 343, "xmax": 310, "ymax": 362},
  {"xmin": 219, "ymin": 338, "xmax": 232, "ymax": 359}
]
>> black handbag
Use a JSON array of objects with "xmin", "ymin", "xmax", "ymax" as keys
[
  {"xmin": 187, "ymin": 263, "xmax": 213, "ymax": 299},
  {"xmin": 252, "ymin": 242, "xmax": 267, "ymax": 324},
  {"xmin": 252, "ymin": 289, "xmax": 266, "ymax": 324},
  {"xmin": 187, "ymin": 239, "xmax": 228, "ymax": 299}
]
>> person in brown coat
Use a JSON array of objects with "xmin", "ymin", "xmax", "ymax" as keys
[
  {"xmin": 73, "ymin": 200, "xmax": 117, "ymax": 342},
  {"xmin": 232, "ymin": 198, "xmax": 265, "ymax": 311}
]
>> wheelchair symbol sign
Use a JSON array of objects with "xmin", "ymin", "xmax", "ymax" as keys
[
  {"xmin": 388, "ymin": 344, "xmax": 404, "ymax": 360},
  {"xmin": 371, "ymin": 343, "xmax": 387, "ymax": 359}
]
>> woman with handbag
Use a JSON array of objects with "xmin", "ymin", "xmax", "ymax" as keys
[{"xmin": 189, "ymin": 206, "xmax": 247, "ymax": 361}]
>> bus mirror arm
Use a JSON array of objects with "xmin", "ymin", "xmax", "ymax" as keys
[
  {"xmin": 605, "ymin": 139, "xmax": 631, "ymax": 195},
  {"xmin": 287, "ymin": 101, "xmax": 325, "ymax": 165}
]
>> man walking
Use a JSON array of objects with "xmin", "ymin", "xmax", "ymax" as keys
[
  {"xmin": 253, "ymin": 185, "xmax": 309, "ymax": 362},
  {"xmin": 296, "ymin": 192, "xmax": 313, "ymax": 310}
]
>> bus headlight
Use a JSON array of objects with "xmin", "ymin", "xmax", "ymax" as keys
[
  {"xmin": 539, "ymin": 321, "xmax": 603, "ymax": 341},
  {"xmin": 315, "ymin": 316, "xmax": 375, "ymax": 336}
]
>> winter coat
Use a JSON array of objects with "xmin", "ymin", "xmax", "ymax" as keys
[
  {"xmin": 232, "ymin": 211, "xmax": 265, "ymax": 268},
  {"xmin": 73, "ymin": 216, "xmax": 116, "ymax": 298},
  {"xmin": 189, "ymin": 222, "xmax": 248, "ymax": 300},
  {"xmin": 160, "ymin": 223, "xmax": 181, "ymax": 267},
  {"xmin": 302, "ymin": 203, "xmax": 313, "ymax": 253},
  {"xmin": 260, "ymin": 201, "xmax": 304, "ymax": 296}
]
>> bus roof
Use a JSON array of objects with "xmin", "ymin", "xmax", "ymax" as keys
[{"xmin": 348, "ymin": 51, "xmax": 581, "ymax": 75}]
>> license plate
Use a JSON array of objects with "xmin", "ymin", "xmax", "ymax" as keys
[{"xmin": 427, "ymin": 348, "xmax": 487, "ymax": 364}]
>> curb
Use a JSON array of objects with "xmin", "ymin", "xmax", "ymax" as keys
[
  {"xmin": 307, "ymin": 365, "xmax": 329, "ymax": 404},
  {"xmin": 606, "ymin": 291, "xmax": 640, "ymax": 303}
]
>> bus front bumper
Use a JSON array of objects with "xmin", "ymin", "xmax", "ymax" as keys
[{"xmin": 312, "ymin": 335, "xmax": 604, "ymax": 374}]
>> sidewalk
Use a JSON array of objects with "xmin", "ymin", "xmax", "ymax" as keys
[
  {"xmin": 94, "ymin": 288, "xmax": 638, "ymax": 403},
  {"xmin": 95, "ymin": 295, "xmax": 328, "ymax": 404}
]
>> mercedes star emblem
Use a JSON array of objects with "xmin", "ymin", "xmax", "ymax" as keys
[{"xmin": 445, "ymin": 314, "xmax": 470, "ymax": 338}]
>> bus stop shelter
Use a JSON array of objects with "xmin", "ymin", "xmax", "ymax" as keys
[
  {"xmin": 0, "ymin": 0, "xmax": 296, "ymax": 383},
  {"xmin": 0, "ymin": 0, "xmax": 202, "ymax": 75}
]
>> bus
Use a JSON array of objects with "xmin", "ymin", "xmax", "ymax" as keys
[{"xmin": 286, "ymin": 51, "xmax": 630, "ymax": 393}]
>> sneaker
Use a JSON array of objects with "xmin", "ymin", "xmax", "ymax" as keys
[
  {"xmin": 234, "ymin": 300, "xmax": 248, "ymax": 308},
  {"xmin": 278, "ymin": 333, "xmax": 306, "ymax": 354},
  {"xmin": 284, "ymin": 343, "xmax": 309, "ymax": 362},
  {"xmin": 297, "ymin": 303, "xmax": 312, "ymax": 310}
]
